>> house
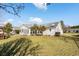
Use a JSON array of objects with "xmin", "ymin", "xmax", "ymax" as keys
[
  {"xmin": 43, "ymin": 22, "xmax": 63, "ymax": 36},
  {"xmin": 65, "ymin": 25, "xmax": 79, "ymax": 33},
  {"xmin": 66, "ymin": 28, "xmax": 79, "ymax": 33},
  {"xmin": 19, "ymin": 24, "xmax": 44, "ymax": 36},
  {"xmin": 19, "ymin": 21, "xmax": 63, "ymax": 36},
  {"xmin": 20, "ymin": 24, "xmax": 31, "ymax": 35}
]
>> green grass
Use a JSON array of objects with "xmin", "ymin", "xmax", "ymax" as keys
[
  {"xmin": 0, "ymin": 33, "xmax": 79, "ymax": 56},
  {"xmin": 64, "ymin": 33, "xmax": 79, "ymax": 37}
]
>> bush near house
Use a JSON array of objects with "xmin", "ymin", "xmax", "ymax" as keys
[
  {"xmin": 15, "ymin": 30, "xmax": 20, "ymax": 34},
  {"xmin": 71, "ymin": 25, "xmax": 79, "ymax": 29},
  {"xmin": 31, "ymin": 24, "xmax": 47, "ymax": 36}
]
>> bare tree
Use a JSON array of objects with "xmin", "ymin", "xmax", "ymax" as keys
[{"xmin": 0, "ymin": 3, "xmax": 25, "ymax": 17}]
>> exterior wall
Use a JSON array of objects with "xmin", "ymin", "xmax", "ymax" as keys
[
  {"xmin": 20, "ymin": 26, "xmax": 30, "ymax": 35},
  {"xmin": 43, "ymin": 29, "xmax": 52, "ymax": 35},
  {"xmin": 28, "ymin": 29, "xmax": 31, "ymax": 35},
  {"xmin": 43, "ymin": 28, "xmax": 56, "ymax": 36},
  {"xmin": 55, "ymin": 22, "xmax": 63, "ymax": 35},
  {"xmin": 43, "ymin": 22, "xmax": 63, "ymax": 36},
  {"xmin": 50, "ymin": 29, "xmax": 55, "ymax": 35}
]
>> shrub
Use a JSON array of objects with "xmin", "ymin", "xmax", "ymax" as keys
[
  {"xmin": 0, "ymin": 38, "xmax": 40, "ymax": 56},
  {"xmin": 15, "ymin": 30, "xmax": 20, "ymax": 34}
]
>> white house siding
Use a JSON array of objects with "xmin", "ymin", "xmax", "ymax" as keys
[
  {"xmin": 50, "ymin": 29, "xmax": 55, "ymax": 35},
  {"xmin": 43, "ymin": 22, "xmax": 63, "ymax": 36},
  {"xmin": 55, "ymin": 22, "xmax": 63, "ymax": 35},
  {"xmin": 43, "ymin": 28, "xmax": 56, "ymax": 36},
  {"xmin": 43, "ymin": 29, "xmax": 51, "ymax": 35},
  {"xmin": 20, "ymin": 26, "xmax": 30, "ymax": 35}
]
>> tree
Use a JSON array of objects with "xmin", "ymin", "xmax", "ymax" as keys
[
  {"xmin": 60, "ymin": 20, "xmax": 66, "ymax": 33},
  {"xmin": 39, "ymin": 25, "xmax": 47, "ymax": 31},
  {"xmin": 31, "ymin": 24, "xmax": 38, "ymax": 35},
  {"xmin": 31, "ymin": 24, "xmax": 47, "ymax": 31},
  {"xmin": 31, "ymin": 24, "xmax": 38, "ymax": 30},
  {"xmin": 31, "ymin": 24, "xmax": 47, "ymax": 35},
  {"xmin": 71, "ymin": 25, "xmax": 79, "ymax": 29},
  {"xmin": 60, "ymin": 20, "xmax": 64, "ymax": 29},
  {"xmin": 3, "ymin": 23, "xmax": 12, "ymax": 38},
  {"xmin": 3, "ymin": 23, "xmax": 12, "ymax": 34},
  {"xmin": 0, "ymin": 3, "xmax": 25, "ymax": 17}
]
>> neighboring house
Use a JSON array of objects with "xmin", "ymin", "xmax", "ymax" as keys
[
  {"xmin": 20, "ymin": 24, "xmax": 43, "ymax": 35},
  {"xmin": 19, "ymin": 21, "xmax": 63, "ymax": 36},
  {"xmin": 20, "ymin": 24, "xmax": 31, "ymax": 35},
  {"xmin": 66, "ymin": 28, "xmax": 79, "ymax": 33},
  {"xmin": 43, "ymin": 22, "xmax": 63, "ymax": 36}
]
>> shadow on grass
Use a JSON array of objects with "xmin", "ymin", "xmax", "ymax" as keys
[
  {"xmin": 72, "ymin": 35, "xmax": 79, "ymax": 38},
  {"xmin": 0, "ymin": 38, "xmax": 40, "ymax": 56},
  {"xmin": 61, "ymin": 35, "xmax": 79, "ymax": 49}
]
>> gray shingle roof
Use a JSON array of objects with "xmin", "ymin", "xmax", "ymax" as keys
[{"xmin": 47, "ymin": 22, "xmax": 59, "ymax": 28}]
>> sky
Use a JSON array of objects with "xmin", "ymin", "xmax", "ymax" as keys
[{"xmin": 0, "ymin": 3, "xmax": 79, "ymax": 26}]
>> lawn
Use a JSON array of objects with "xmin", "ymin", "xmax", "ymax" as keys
[{"xmin": 0, "ymin": 33, "xmax": 79, "ymax": 56}]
